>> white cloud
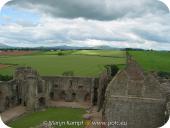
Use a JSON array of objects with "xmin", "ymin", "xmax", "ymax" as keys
[
  {"xmin": 0, "ymin": 12, "xmax": 170, "ymax": 50},
  {"xmin": 0, "ymin": 0, "xmax": 170, "ymax": 50},
  {"xmin": 10, "ymin": 0, "xmax": 169, "ymax": 20}
]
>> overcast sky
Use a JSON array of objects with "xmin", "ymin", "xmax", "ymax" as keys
[{"xmin": 0, "ymin": 0, "xmax": 170, "ymax": 50}]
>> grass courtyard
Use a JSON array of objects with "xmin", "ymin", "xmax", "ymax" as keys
[{"xmin": 9, "ymin": 108, "xmax": 85, "ymax": 128}]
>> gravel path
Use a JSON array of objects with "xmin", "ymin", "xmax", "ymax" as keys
[
  {"xmin": 1, "ymin": 106, "xmax": 26, "ymax": 123},
  {"xmin": 49, "ymin": 101, "xmax": 91, "ymax": 109}
]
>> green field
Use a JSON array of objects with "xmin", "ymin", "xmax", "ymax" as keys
[
  {"xmin": 9, "ymin": 108, "xmax": 85, "ymax": 128},
  {"xmin": 44, "ymin": 50, "xmax": 125, "ymax": 57},
  {"xmin": 1, "ymin": 50, "xmax": 170, "ymax": 76},
  {"xmin": 0, "ymin": 50, "xmax": 126, "ymax": 77},
  {"xmin": 72, "ymin": 50, "xmax": 125, "ymax": 57},
  {"xmin": 130, "ymin": 51, "xmax": 170, "ymax": 72}
]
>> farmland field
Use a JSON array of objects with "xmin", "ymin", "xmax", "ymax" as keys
[
  {"xmin": 129, "ymin": 51, "xmax": 170, "ymax": 72},
  {"xmin": 72, "ymin": 50, "xmax": 125, "ymax": 57},
  {"xmin": 43, "ymin": 50, "xmax": 125, "ymax": 57},
  {"xmin": 9, "ymin": 108, "xmax": 85, "ymax": 128},
  {"xmin": 0, "ymin": 50, "xmax": 37, "ymax": 56},
  {"xmin": 0, "ymin": 50, "xmax": 126, "ymax": 77}
]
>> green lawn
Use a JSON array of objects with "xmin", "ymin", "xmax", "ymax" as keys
[
  {"xmin": 129, "ymin": 51, "xmax": 170, "ymax": 72},
  {"xmin": 9, "ymin": 108, "xmax": 85, "ymax": 128},
  {"xmin": 0, "ymin": 54, "xmax": 125, "ymax": 77}
]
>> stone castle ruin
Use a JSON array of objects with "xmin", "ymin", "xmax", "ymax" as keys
[
  {"xmin": 0, "ymin": 67, "xmax": 49, "ymax": 111},
  {"xmin": 0, "ymin": 55, "xmax": 170, "ymax": 128},
  {"xmin": 103, "ymin": 56, "xmax": 170, "ymax": 128},
  {"xmin": 0, "ymin": 66, "xmax": 111, "ymax": 112}
]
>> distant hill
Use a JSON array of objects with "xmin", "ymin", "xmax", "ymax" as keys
[
  {"xmin": 47, "ymin": 45, "xmax": 92, "ymax": 50},
  {"xmin": 0, "ymin": 44, "xmax": 123, "ymax": 50},
  {"xmin": 27, "ymin": 45, "xmax": 92, "ymax": 50},
  {"xmin": 0, "ymin": 44, "xmax": 87, "ymax": 50},
  {"xmin": 94, "ymin": 45, "xmax": 122, "ymax": 50},
  {"xmin": 36, "ymin": 45, "xmax": 123, "ymax": 50},
  {"xmin": 0, "ymin": 43, "xmax": 12, "ymax": 48}
]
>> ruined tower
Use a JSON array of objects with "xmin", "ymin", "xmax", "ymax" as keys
[
  {"xmin": 14, "ymin": 67, "xmax": 49, "ymax": 111},
  {"xmin": 104, "ymin": 56, "xmax": 167, "ymax": 128}
]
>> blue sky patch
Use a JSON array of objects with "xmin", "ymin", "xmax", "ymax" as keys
[{"xmin": 0, "ymin": 6, "xmax": 40, "ymax": 25}]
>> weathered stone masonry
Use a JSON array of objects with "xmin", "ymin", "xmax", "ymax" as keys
[
  {"xmin": 0, "ymin": 66, "xmax": 111, "ymax": 112},
  {"xmin": 103, "ymin": 57, "xmax": 170, "ymax": 128},
  {"xmin": 43, "ymin": 76, "xmax": 95, "ymax": 103}
]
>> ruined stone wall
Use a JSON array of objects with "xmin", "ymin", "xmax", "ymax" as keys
[
  {"xmin": 104, "ymin": 58, "xmax": 167, "ymax": 128},
  {"xmin": 0, "ymin": 80, "xmax": 19, "ymax": 112},
  {"xmin": 42, "ymin": 68, "xmax": 112, "ymax": 108},
  {"xmin": 13, "ymin": 67, "xmax": 49, "ymax": 111},
  {"xmin": 42, "ymin": 76, "xmax": 97, "ymax": 104},
  {"xmin": 0, "ymin": 68, "xmax": 99, "ymax": 112},
  {"xmin": 0, "ymin": 66, "xmax": 111, "ymax": 112},
  {"xmin": 0, "ymin": 81, "xmax": 11, "ymax": 112},
  {"xmin": 157, "ymin": 76, "xmax": 170, "ymax": 98},
  {"xmin": 97, "ymin": 68, "xmax": 112, "ymax": 111}
]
